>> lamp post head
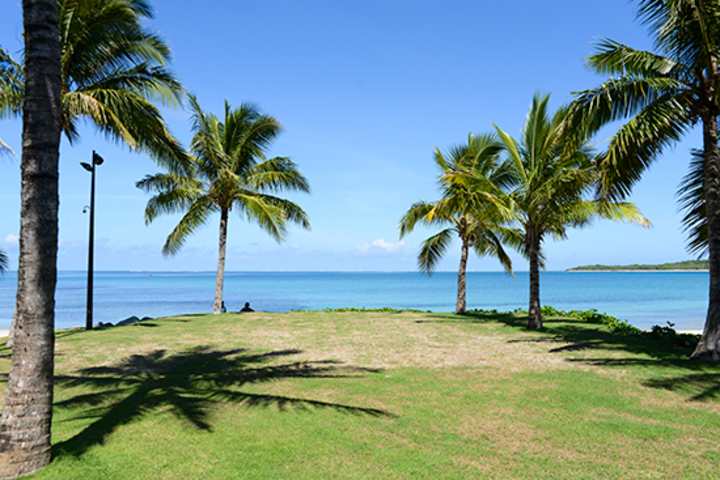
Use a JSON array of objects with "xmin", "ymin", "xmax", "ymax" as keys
[
  {"xmin": 80, "ymin": 162, "xmax": 93, "ymax": 172},
  {"xmin": 92, "ymin": 151, "xmax": 104, "ymax": 166}
]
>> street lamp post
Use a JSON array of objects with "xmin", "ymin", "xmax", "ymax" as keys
[{"xmin": 81, "ymin": 151, "xmax": 104, "ymax": 330}]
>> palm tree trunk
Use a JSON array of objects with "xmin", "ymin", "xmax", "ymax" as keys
[
  {"xmin": 212, "ymin": 208, "xmax": 229, "ymax": 314},
  {"xmin": 455, "ymin": 237, "xmax": 469, "ymax": 314},
  {"xmin": 528, "ymin": 229, "xmax": 543, "ymax": 329},
  {"xmin": 0, "ymin": 1, "xmax": 62, "ymax": 478},
  {"xmin": 692, "ymin": 111, "xmax": 720, "ymax": 360}
]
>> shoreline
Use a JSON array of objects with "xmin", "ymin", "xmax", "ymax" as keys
[{"xmin": 568, "ymin": 269, "xmax": 707, "ymax": 273}]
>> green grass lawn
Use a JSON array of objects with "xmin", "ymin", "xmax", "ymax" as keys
[{"xmin": 2, "ymin": 310, "xmax": 720, "ymax": 479}]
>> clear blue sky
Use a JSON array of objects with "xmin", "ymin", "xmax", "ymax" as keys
[{"xmin": 0, "ymin": 0, "xmax": 701, "ymax": 271}]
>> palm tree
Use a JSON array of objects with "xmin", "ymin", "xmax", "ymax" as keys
[
  {"xmin": 2, "ymin": 0, "xmax": 186, "ymax": 346},
  {"xmin": 0, "ymin": 0, "xmax": 186, "ymax": 168},
  {"xmin": 400, "ymin": 134, "xmax": 514, "ymax": 314},
  {"xmin": 138, "ymin": 96, "xmax": 311, "ymax": 313},
  {"xmin": 570, "ymin": 0, "xmax": 720, "ymax": 359},
  {"xmin": 0, "ymin": 0, "xmax": 62, "ymax": 477},
  {"xmin": 496, "ymin": 94, "xmax": 650, "ymax": 329}
]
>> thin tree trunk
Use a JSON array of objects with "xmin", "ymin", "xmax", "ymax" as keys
[
  {"xmin": 693, "ymin": 112, "xmax": 720, "ymax": 360},
  {"xmin": 212, "ymin": 208, "xmax": 228, "ymax": 314},
  {"xmin": 528, "ymin": 229, "xmax": 543, "ymax": 329},
  {"xmin": 0, "ymin": 1, "xmax": 62, "ymax": 477},
  {"xmin": 455, "ymin": 237, "xmax": 469, "ymax": 314}
]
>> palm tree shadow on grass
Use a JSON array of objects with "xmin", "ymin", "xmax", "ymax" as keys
[
  {"xmin": 451, "ymin": 310, "xmax": 720, "ymax": 402},
  {"xmin": 53, "ymin": 347, "xmax": 392, "ymax": 458}
]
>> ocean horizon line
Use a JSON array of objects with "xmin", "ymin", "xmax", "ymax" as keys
[{"xmin": 0, "ymin": 269, "xmax": 710, "ymax": 274}]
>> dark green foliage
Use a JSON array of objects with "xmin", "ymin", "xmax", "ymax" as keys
[
  {"xmin": 0, "ymin": 0, "xmax": 187, "ymax": 169},
  {"xmin": 569, "ymin": 260, "xmax": 708, "ymax": 271}
]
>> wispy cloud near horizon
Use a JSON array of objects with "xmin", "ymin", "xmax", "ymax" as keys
[{"xmin": 358, "ymin": 238, "xmax": 406, "ymax": 254}]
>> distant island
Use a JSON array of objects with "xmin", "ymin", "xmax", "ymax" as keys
[{"xmin": 568, "ymin": 260, "xmax": 709, "ymax": 271}]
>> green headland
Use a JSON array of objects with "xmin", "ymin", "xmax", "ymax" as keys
[{"xmin": 568, "ymin": 260, "xmax": 709, "ymax": 271}]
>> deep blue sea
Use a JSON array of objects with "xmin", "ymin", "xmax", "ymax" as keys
[{"xmin": 0, "ymin": 271, "xmax": 709, "ymax": 331}]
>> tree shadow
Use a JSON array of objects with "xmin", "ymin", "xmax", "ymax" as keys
[
  {"xmin": 456, "ymin": 310, "xmax": 720, "ymax": 402},
  {"xmin": 53, "ymin": 347, "xmax": 392, "ymax": 458},
  {"xmin": 415, "ymin": 311, "xmax": 522, "ymax": 325},
  {"xmin": 644, "ymin": 373, "xmax": 720, "ymax": 401}
]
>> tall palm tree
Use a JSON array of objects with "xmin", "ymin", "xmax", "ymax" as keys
[
  {"xmin": 138, "ymin": 96, "xmax": 311, "ymax": 313},
  {"xmin": 0, "ymin": 0, "xmax": 186, "ymax": 168},
  {"xmin": 2, "ymin": 0, "xmax": 186, "ymax": 345},
  {"xmin": 496, "ymin": 95, "xmax": 650, "ymax": 329},
  {"xmin": 570, "ymin": 0, "xmax": 720, "ymax": 359},
  {"xmin": 0, "ymin": 0, "xmax": 62, "ymax": 477},
  {"xmin": 400, "ymin": 133, "xmax": 514, "ymax": 314}
]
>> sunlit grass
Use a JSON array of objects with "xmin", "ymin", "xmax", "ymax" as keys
[{"xmin": 1, "ymin": 310, "xmax": 719, "ymax": 479}]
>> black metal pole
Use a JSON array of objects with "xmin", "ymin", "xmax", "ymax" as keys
[{"xmin": 85, "ymin": 154, "xmax": 96, "ymax": 330}]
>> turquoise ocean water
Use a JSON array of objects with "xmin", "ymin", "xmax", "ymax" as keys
[{"xmin": 0, "ymin": 271, "xmax": 709, "ymax": 331}]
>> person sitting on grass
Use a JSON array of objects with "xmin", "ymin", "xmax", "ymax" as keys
[{"xmin": 240, "ymin": 302, "xmax": 254, "ymax": 313}]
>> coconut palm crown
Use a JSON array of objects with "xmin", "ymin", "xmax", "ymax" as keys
[{"xmin": 0, "ymin": 0, "xmax": 187, "ymax": 169}]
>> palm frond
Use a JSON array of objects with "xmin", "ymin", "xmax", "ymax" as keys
[
  {"xmin": 418, "ymin": 228, "xmax": 454, "ymax": 274},
  {"xmin": 572, "ymin": 76, "xmax": 687, "ymax": 132},
  {"xmin": 0, "ymin": 48, "xmax": 23, "ymax": 120},
  {"xmin": 4, "ymin": 0, "xmax": 186, "ymax": 169},
  {"xmin": 472, "ymin": 229, "xmax": 513, "ymax": 273},
  {"xmin": 136, "ymin": 173, "xmax": 203, "ymax": 224},
  {"xmin": 495, "ymin": 125, "xmax": 527, "ymax": 184},
  {"xmin": 588, "ymin": 39, "xmax": 684, "ymax": 78},
  {"xmin": 252, "ymin": 193, "xmax": 311, "ymax": 230},
  {"xmin": 234, "ymin": 193, "xmax": 287, "ymax": 242},
  {"xmin": 595, "ymin": 201, "xmax": 652, "ymax": 227},
  {"xmin": 399, "ymin": 202, "xmax": 443, "ymax": 238},
  {"xmin": 637, "ymin": 0, "xmax": 720, "ymax": 68},
  {"xmin": 678, "ymin": 149, "xmax": 707, "ymax": 255},
  {"xmin": 162, "ymin": 196, "xmax": 215, "ymax": 256},
  {"xmin": 248, "ymin": 157, "xmax": 310, "ymax": 193},
  {"xmin": 64, "ymin": 88, "xmax": 190, "ymax": 171},
  {"xmin": 598, "ymin": 92, "xmax": 692, "ymax": 200}
]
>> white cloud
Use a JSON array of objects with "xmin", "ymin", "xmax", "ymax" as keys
[
  {"xmin": 4, "ymin": 234, "xmax": 18, "ymax": 245},
  {"xmin": 358, "ymin": 238, "xmax": 406, "ymax": 254}
]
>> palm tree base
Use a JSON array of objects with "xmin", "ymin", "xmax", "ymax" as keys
[
  {"xmin": 0, "ymin": 449, "xmax": 51, "ymax": 480},
  {"xmin": 690, "ymin": 334, "xmax": 720, "ymax": 361},
  {"xmin": 527, "ymin": 318, "xmax": 543, "ymax": 330}
]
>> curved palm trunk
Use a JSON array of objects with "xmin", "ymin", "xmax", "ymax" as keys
[
  {"xmin": 455, "ymin": 238, "xmax": 469, "ymax": 314},
  {"xmin": 212, "ymin": 208, "xmax": 228, "ymax": 314},
  {"xmin": 527, "ymin": 229, "xmax": 542, "ymax": 329},
  {"xmin": 693, "ymin": 112, "xmax": 720, "ymax": 360},
  {"xmin": 0, "ymin": 1, "xmax": 62, "ymax": 477}
]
